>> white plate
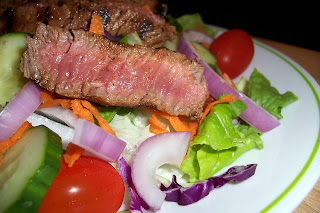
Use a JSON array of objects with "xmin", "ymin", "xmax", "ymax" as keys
[{"xmin": 159, "ymin": 40, "xmax": 320, "ymax": 212}]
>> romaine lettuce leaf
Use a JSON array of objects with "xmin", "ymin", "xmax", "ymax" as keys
[
  {"xmin": 181, "ymin": 103, "xmax": 263, "ymax": 182},
  {"xmin": 220, "ymin": 93, "xmax": 247, "ymax": 118},
  {"xmin": 191, "ymin": 104, "xmax": 245, "ymax": 150},
  {"xmin": 247, "ymin": 69, "xmax": 298, "ymax": 119}
]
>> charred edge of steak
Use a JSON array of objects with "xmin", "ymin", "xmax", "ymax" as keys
[
  {"xmin": 0, "ymin": 0, "xmax": 176, "ymax": 48},
  {"xmin": 95, "ymin": 1, "xmax": 176, "ymax": 47},
  {"xmin": 21, "ymin": 23, "xmax": 209, "ymax": 119}
]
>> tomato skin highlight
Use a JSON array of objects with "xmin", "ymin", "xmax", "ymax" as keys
[
  {"xmin": 38, "ymin": 156, "xmax": 125, "ymax": 213},
  {"xmin": 210, "ymin": 29, "xmax": 254, "ymax": 79}
]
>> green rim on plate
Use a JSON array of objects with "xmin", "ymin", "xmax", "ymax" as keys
[{"xmin": 255, "ymin": 41, "xmax": 320, "ymax": 212}]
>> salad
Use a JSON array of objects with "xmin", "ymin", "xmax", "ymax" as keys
[{"xmin": 0, "ymin": 11, "xmax": 298, "ymax": 213}]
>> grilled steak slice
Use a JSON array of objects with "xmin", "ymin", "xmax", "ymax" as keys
[
  {"xmin": 0, "ymin": 0, "xmax": 176, "ymax": 47},
  {"xmin": 96, "ymin": 1, "xmax": 176, "ymax": 47},
  {"xmin": 21, "ymin": 23, "xmax": 209, "ymax": 119}
]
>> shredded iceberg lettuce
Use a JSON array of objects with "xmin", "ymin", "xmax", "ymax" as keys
[{"xmin": 109, "ymin": 108, "xmax": 154, "ymax": 164}]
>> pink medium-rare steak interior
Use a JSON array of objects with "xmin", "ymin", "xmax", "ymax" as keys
[{"xmin": 21, "ymin": 23, "xmax": 209, "ymax": 119}]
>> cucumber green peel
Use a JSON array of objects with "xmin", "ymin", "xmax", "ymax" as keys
[
  {"xmin": 0, "ymin": 33, "xmax": 29, "ymax": 107},
  {"xmin": 0, "ymin": 126, "xmax": 63, "ymax": 213}
]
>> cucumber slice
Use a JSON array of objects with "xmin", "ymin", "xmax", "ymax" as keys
[
  {"xmin": 0, "ymin": 126, "xmax": 63, "ymax": 213},
  {"xmin": 0, "ymin": 33, "xmax": 30, "ymax": 107},
  {"xmin": 191, "ymin": 41, "xmax": 217, "ymax": 66}
]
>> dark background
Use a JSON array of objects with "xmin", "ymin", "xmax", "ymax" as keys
[{"xmin": 163, "ymin": 1, "xmax": 320, "ymax": 52}]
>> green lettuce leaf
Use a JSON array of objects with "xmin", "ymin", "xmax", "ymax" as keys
[
  {"xmin": 191, "ymin": 104, "xmax": 245, "ymax": 151},
  {"xmin": 219, "ymin": 94, "xmax": 247, "ymax": 118},
  {"xmin": 175, "ymin": 13, "xmax": 218, "ymax": 37},
  {"xmin": 247, "ymin": 69, "xmax": 298, "ymax": 119},
  {"xmin": 98, "ymin": 106, "xmax": 132, "ymax": 123},
  {"xmin": 119, "ymin": 32, "xmax": 142, "ymax": 46},
  {"xmin": 181, "ymin": 103, "xmax": 263, "ymax": 182},
  {"xmin": 167, "ymin": 15, "xmax": 183, "ymax": 32}
]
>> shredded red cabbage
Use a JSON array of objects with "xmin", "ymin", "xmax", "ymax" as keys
[
  {"xmin": 118, "ymin": 157, "xmax": 150, "ymax": 212},
  {"xmin": 160, "ymin": 164, "xmax": 257, "ymax": 205},
  {"xmin": 118, "ymin": 157, "xmax": 257, "ymax": 211}
]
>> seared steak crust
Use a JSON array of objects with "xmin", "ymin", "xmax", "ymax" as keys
[
  {"xmin": 0, "ymin": 0, "xmax": 176, "ymax": 47},
  {"xmin": 97, "ymin": 1, "xmax": 175, "ymax": 47},
  {"xmin": 21, "ymin": 23, "xmax": 209, "ymax": 118}
]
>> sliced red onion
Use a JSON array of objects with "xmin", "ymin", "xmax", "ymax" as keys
[
  {"xmin": 36, "ymin": 106, "xmax": 78, "ymax": 128},
  {"xmin": 0, "ymin": 81, "xmax": 42, "ymax": 140},
  {"xmin": 178, "ymin": 33, "xmax": 280, "ymax": 132},
  {"xmin": 131, "ymin": 131, "xmax": 191, "ymax": 211},
  {"xmin": 72, "ymin": 119, "xmax": 126, "ymax": 162},
  {"xmin": 27, "ymin": 112, "xmax": 74, "ymax": 149},
  {"xmin": 117, "ymin": 157, "xmax": 151, "ymax": 212},
  {"xmin": 184, "ymin": 30, "xmax": 214, "ymax": 44}
]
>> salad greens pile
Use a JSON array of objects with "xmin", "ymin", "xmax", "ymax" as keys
[{"xmin": 0, "ymin": 11, "xmax": 299, "ymax": 213}]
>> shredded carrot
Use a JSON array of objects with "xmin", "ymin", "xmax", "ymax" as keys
[
  {"xmin": 149, "ymin": 125, "xmax": 167, "ymax": 135},
  {"xmin": 148, "ymin": 113, "xmax": 168, "ymax": 134},
  {"xmin": 167, "ymin": 115, "xmax": 198, "ymax": 140},
  {"xmin": 179, "ymin": 116, "xmax": 199, "ymax": 140},
  {"xmin": 39, "ymin": 99, "xmax": 72, "ymax": 109},
  {"xmin": 89, "ymin": 13, "xmax": 104, "ymax": 35},
  {"xmin": 39, "ymin": 90, "xmax": 72, "ymax": 109},
  {"xmin": 0, "ymin": 121, "xmax": 32, "ymax": 163},
  {"xmin": 145, "ymin": 108, "xmax": 198, "ymax": 139},
  {"xmin": 191, "ymin": 43, "xmax": 198, "ymax": 51},
  {"xmin": 222, "ymin": 72, "xmax": 237, "ymax": 89},
  {"xmin": 63, "ymin": 142, "xmax": 85, "ymax": 167},
  {"xmin": 71, "ymin": 99, "xmax": 95, "ymax": 123},
  {"xmin": 201, "ymin": 42, "xmax": 210, "ymax": 49},
  {"xmin": 80, "ymin": 100, "xmax": 116, "ymax": 136},
  {"xmin": 41, "ymin": 90, "xmax": 56, "ymax": 102},
  {"xmin": 40, "ymin": 90, "xmax": 67, "ymax": 101},
  {"xmin": 142, "ymin": 4, "xmax": 151, "ymax": 10},
  {"xmin": 167, "ymin": 116, "xmax": 189, "ymax": 132},
  {"xmin": 200, "ymin": 94, "xmax": 237, "ymax": 124}
]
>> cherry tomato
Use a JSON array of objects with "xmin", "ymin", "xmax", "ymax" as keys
[
  {"xmin": 209, "ymin": 29, "xmax": 254, "ymax": 79},
  {"xmin": 38, "ymin": 156, "xmax": 125, "ymax": 213}
]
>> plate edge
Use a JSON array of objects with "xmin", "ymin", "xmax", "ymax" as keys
[{"xmin": 254, "ymin": 41, "xmax": 320, "ymax": 213}]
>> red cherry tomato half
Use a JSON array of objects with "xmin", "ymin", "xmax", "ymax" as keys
[
  {"xmin": 210, "ymin": 29, "xmax": 254, "ymax": 79},
  {"xmin": 38, "ymin": 156, "xmax": 125, "ymax": 213}
]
